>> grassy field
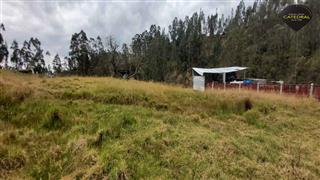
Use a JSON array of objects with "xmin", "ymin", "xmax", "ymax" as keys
[{"xmin": 1, "ymin": 70, "xmax": 320, "ymax": 179}]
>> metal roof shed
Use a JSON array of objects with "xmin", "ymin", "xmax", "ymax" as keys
[{"xmin": 192, "ymin": 66, "xmax": 248, "ymax": 91}]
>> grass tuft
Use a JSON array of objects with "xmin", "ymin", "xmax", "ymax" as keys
[{"xmin": 42, "ymin": 109, "xmax": 66, "ymax": 130}]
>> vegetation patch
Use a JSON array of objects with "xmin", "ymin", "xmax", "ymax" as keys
[
  {"xmin": 0, "ymin": 71, "xmax": 319, "ymax": 179},
  {"xmin": 42, "ymin": 109, "xmax": 66, "ymax": 130}
]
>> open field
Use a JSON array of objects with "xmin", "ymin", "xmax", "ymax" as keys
[{"xmin": 1, "ymin": 70, "xmax": 320, "ymax": 179}]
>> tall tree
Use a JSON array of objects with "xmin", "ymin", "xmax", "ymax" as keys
[
  {"xmin": 52, "ymin": 54, "xmax": 62, "ymax": 73},
  {"xmin": 29, "ymin": 38, "xmax": 46, "ymax": 73},
  {"xmin": 69, "ymin": 30, "xmax": 90, "ymax": 75},
  {"xmin": 10, "ymin": 40, "xmax": 22, "ymax": 69},
  {"xmin": 20, "ymin": 40, "xmax": 33, "ymax": 70},
  {"xmin": 0, "ymin": 24, "xmax": 9, "ymax": 68},
  {"xmin": 106, "ymin": 36, "xmax": 120, "ymax": 76}
]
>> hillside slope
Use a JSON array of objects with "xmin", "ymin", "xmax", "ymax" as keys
[{"xmin": 1, "ymin": 70, "xmax": 320, "ymax": 179}]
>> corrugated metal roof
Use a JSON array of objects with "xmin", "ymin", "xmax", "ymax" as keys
[{"xmin": 192, "ymin": 66, "xmax": 247, "ymax": 76}]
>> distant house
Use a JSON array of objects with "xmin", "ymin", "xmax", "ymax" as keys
[{"xmin": 192, "ymin": 66, "xmax": 248, "ymax": 91}]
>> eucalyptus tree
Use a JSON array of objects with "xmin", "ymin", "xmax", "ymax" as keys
[{"xmin": 0, "ymin": 24, "xmax": 9, "ymax": 68}]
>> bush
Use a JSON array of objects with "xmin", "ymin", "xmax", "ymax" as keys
[{"xmin": 244, "ymin": 98, "xmax": 253, "ymax": 111}]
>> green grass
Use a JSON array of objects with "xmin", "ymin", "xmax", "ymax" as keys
[{"xmin": 1, "ymin": 70, "xmax": 320, "ymax": 179}]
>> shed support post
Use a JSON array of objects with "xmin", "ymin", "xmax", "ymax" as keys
[
  {"xmin": 223, "ymin": 73, "xmax": 226, "ymax": 91},
  {"xmin": 310, "ymin": 83, "xmax": 314, "ymax": 98}
]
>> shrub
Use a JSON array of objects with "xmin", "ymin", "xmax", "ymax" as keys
[{"xmin": 244, "ymin": 98, "xmax": 253, "ymax": 111}]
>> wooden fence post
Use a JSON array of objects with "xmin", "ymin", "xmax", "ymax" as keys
[
  {"xmin": 224, "ymin": 83, "xmax": 226, "ymax": 91},
  {"xmin": 280, "ymin": 81, "xmax": 283, "ymax": 95},
  {"xmin": 310, "ymin": 83, "xmax": 314, "ymax": 98},
  {"xmin": 257, "ymin": 82, "xmax": 260, "ymax": 92},
  {"xmin": 238, "ymin": 83, "xmax": 241, "ymax": 92}
]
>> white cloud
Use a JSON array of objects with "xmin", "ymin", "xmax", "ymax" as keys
[{"xmin": 2, "ymin": 0, "xmax": 254, "ymax": 61}]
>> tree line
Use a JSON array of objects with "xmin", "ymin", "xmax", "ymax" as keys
[{"xmin": 1, "ymin": 0, "xmax": 319, "ymax": 84}]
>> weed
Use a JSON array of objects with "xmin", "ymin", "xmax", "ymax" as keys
[
  {"xmin": 0, "ymin": 156, "xmax": 25, "ymax": 172},
  {"xmin": 42, "ymin": 109, "xmax": 66, "ymax": 130},
  {"xmin": 91, "ymin": 130, "xmax": 108, "ymax": 147},
  {"xmin": 121, "ymin": 114, "xmax": 136, "ymax": 128},
  {"xmin": 243, "ymin": 110, "xmax": 267, "ymax": 128}
]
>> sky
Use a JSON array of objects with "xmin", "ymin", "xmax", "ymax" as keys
[{"xmin": 1, "ymin": 0, "xmax": 254, "ymax": 61}]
